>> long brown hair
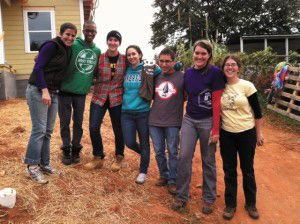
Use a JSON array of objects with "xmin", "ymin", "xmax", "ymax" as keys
[
  {"xmin": 193, "ymin": 39, "xmax": 213, "ymax": 74},
  {"xmin": 125, "ymin": 45, "xmax": 143, "ymax": 65}
]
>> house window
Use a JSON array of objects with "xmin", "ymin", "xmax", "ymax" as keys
[{"xmin": 23, "ymin": 8, "xmax": 55, "ymax": 53}]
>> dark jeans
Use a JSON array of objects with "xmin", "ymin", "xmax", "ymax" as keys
[
  {"xmin": 220, "ymin": 127, "xmax": 257, "ymax": 208},
  {"xmin": 121, "ymin": 111, "xmax": 150, "ymax": 174},
  {"xmin": 89, "ymin": 100, "xmax": 124, "ymax": 159},
  {"xmin": 58, "ymin": 94, "xmax": 86, "ymax": 150}
]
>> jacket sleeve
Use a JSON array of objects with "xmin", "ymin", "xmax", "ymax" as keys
[{"xmin": 32, "ymin": 42, "xmax": 57, "ymax": 89}]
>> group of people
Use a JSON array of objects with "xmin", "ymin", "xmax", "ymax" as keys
[{"xmin": 23, "ymin": 21, "xmax": 264, "ymax": 221}]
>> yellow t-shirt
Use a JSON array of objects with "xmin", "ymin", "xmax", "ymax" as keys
[{"xmin": 221, "ymin": 79, "xmax": 257, "ymax": 133}]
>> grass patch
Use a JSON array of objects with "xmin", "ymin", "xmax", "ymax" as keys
[{"xmin": 258, "ymin": 93, "xmax": 300, "ymax": 134}]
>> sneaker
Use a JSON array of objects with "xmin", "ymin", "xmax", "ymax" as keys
[
  {"xmin": 245, "ymin": 205, "xmax": 259, "ymax": 219},
  {"xmin": 171, "ymin": 199, "xmax": 187, "ymax": 211},
  {"xmin": 223, "ymin": 207, "xmax": 236, "ymax": 220},
  {"xmin": 202, "ymin": 201, "xmax": 214, "ymax": 214},
  {"xmin": 167, "ymin": 185, "xmax": 177, "ymax": 195},
  {"xmin": 40, "ymin": 164, "xmax": 61, "ymax": 175},
  {"xmin": 27, "ymin": 165, "xmax": 48, "ymax": 184},
  {"xmin": 83, "ymin": 157, "xmax": 104, "ymax": 170},
  {"xmin": 135, "ymin": 173, "xmax": 146, "ymax": 184},
  {"xmin": 111, "ymin": 155, "xmax": 124, "ymax": 172},
  {"xmin": 155, "ymin": 177, "xmax": 167, "ymax": 186}
]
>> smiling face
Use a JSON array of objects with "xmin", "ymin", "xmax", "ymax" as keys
[
  {"xmin": 126, "ymin": 47, "xmax": 142, "ymax": 68},
  {"xmin": 60, "ymin": 28, "xmax": 76, "ymax": 47},
  {"xmin": 83, "ymin": 23, "xmax": 97, "ymax": 44},
  {"xmin": 107, "ymin": 37, "xmax": 120, "ymax": 53},
  {"xmin": 193, "ymin": 46, "xmax": 210, "ymax": 69},
  {"xmin": 224, "ymin": 58, "xmax": 239, "ymax": 81}
]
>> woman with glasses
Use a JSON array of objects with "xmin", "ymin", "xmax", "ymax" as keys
[
  {"xmin": 220, "ymin": 55, "xmax": 263, "ymax": 220},
  {"xmin": 172, "ymin": 40, "xmax": 225, "ymax": 214}
]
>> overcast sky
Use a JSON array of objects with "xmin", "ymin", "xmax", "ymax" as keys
[{"xmin": 93, "ymin": 0, "xmax": 163, "ymax": 59}]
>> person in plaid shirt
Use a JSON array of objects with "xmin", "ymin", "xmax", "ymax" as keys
[{"xmin": 84, "ymin": 30, "xmax": 126, "ymax": 171}]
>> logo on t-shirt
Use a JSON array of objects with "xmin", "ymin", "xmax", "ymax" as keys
[
  {"xmin": 75, "ymin": 49, "xmax": 97, "ymax": 74},
  {"xmin": 155, "ymin": 81, "xmax": 177, "ymax": 99},
  {"xmin": 221, "ymin": 91, "xmax": 238, "ymax": 111},
  {"xmin": 198, "ymin": 89, "xmax": 212, "ymax": 109}
]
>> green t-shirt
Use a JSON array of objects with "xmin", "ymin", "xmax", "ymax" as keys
[{"xmin": 60, "ymin": 36, "xmax": 101, "ymax": 94}]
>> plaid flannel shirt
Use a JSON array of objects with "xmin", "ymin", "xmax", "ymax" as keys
[{"xmin": 92, "ymin": 52, "xmax": 126, "ymax": 107}]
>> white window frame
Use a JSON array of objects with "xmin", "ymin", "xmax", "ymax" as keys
[
  {"xmin": 0, "ymin": 1, "xmax": 5, "ymax": 64},
  {"xmin": 23, "ymin": 7, "xmax": 56, "ymax": 53}
]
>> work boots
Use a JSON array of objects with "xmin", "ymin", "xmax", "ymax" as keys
[
  {"xmin": 111, "ymin": 155, "xmax": 124, "ymax": 172},
  {"xmin": 61, "ymin": 146, "xmax": 71, "ymax": 165},
  {"xmin": 83, "ymin": 157, "xmax": 104, "ymax": 170},
  {"xmin": 71, "ymin": 145, "xmax": 83, "ymax": 164}
]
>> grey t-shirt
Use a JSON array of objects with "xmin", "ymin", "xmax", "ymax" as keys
[{"xmin": 149, "ymin": 70, "xmax": 184, "ymax": 127}]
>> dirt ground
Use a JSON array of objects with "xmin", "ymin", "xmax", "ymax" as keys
[{"xmin": 0, "ymin": 94, "xmax": 299, "ymax": 224}]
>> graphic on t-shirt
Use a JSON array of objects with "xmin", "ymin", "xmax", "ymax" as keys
[
  {"xmin": 198, "ymin": 89, "xmax": 212, "ymax": 109},
  {"xmin": 156, "ymin": 81, "xmax": 177, "ymax": 99},
  {"xmin": 75, "ymin": 49, "xmax": 97, "ymax": 74},
  {"xmin": 124, "ymin": 73, "xmax": 141, "ymax": 82},
  {"xmin": 222, "ymin": 91, "xmax": 238, "ymax": 111},
  {"xmin": 111, "ymin": 63, "xmax": 116, "ymax": 77}
]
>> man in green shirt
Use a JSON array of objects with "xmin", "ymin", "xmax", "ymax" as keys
[{"xmin": 58, "ymin": 20, "xmax": 101, "ymax": 165}]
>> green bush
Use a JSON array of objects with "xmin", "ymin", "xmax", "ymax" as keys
[
  {"xmin": 176, "ymin": 42, "xmax": 194, "ymax": 70},
  {"xmin": 175, "ymin": 43, "xmax": 300, "ymax": 93}
]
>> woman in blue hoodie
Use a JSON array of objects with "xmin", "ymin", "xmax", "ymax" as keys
[{"xmin": 122, "ymin": 45, "xmax": 161, "ymax": 184}]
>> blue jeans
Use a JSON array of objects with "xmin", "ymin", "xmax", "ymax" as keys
[
  {"xmin": 24, "ymin": 84, "xmax": 58, "ymax": 165},
  {"xmin": 89, "ymin": 100, "xmax": 124, "ymax": 159},
  {"xmin": 58, "ymin": 94, "xmax": 86, "ymax": 150},
  {"xmin": 149, "ymin": 126, "xmax": 180, "ymax": 185},
  {"xmin": 176, "ymin": 115, "xmax": 216, "ymax": 204},
  {"xmin": 121, "ymin": 111, "xmax": 150, "ymax": 174}
]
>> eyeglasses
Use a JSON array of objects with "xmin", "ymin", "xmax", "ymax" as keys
[
  {"xmin": 83, "ymin": 29, "xmax": 97, "ymax": 34},
  {"xmin": 159, "ymin": 60, "xmax": 173, "ymax": 64},
  {"xmin": 224, "ymin": 63, "xmax": 237, "ymax": 67}
]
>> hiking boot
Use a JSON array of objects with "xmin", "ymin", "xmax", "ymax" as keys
[
  {"xmin": 167, "ymin": 184, "xmax": 177, "ymax": 195},
  {"xmin": 135, "ymin": 173, "xmax": 146, "ymax": 184},
  {"xmin": 111, "ymin": 155, "xmax": 124, "ymax": 172},
  {"xmin": 171, "ymin": 199, "xmax": 187, "ymax": 211},
  {"xmin": 245, "ymin": 205, "xmax": 259, "ymax": 219},
  {"xmin": 223, "ymin": 207, "xmax": 236, "ymax": 220},
  {"xmin": 155, "ymin": 177, "xmax": 167, "ymax": 186},
  {"xmin": 71, "ymin": 147, "xmax": 82, "ymax": 164},
  {"xmin": 83, "ymin": 157, "xmax": 104, "ymax": 170},
  {"xmin": 40, "ymin": 164, "xmax": 61, "ymax": 175},
  {"xmin": 61, "ymin": 146, "xmax": 71, "ymax": 165},
  {"xmin": 27, "ymin": 165, "xmax": 48, "ymax": 184},
  {"xmin": 202, "ymin": 201, "xmax": 214, "ymax": 214}
]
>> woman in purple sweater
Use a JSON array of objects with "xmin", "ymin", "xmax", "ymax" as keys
[{"xmin": 24, "ymin": 23, "xmax": 77, "ymax": 184}]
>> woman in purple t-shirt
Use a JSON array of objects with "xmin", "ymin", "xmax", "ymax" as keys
[{"xmin": 171, "ymin": 40, "xmax": 225, "ymax": 214}]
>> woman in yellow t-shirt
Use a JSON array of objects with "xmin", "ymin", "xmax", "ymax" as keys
[{"xmin": 220, "ymin": 55, "xmax": 264, "ymax": 220}]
